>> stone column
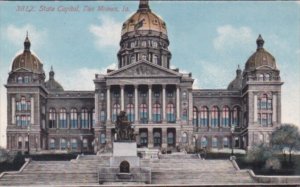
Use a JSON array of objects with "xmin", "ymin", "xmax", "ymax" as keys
[
  {"xmin": 272, "ymin": 94, "xmax": 277, "ymax": 123},
  {"xmin": 162, "ymin": 85, "xmax": 166, "ymax": 122},
  {"xmin": 12, "ymin": 97, "xmax": 15, "ymax": 124},
  {"xmin": 30, "ymin": 97, "xmax": 34, "ymax": 124},
  {"xmin": 148, "ymin": 128, "xmax": 153, "ymax": 148},
  {"xmin": 162, "ymin": 128, "xmax": 167, "ymax": 148},
  {"xmin": 176, "ymin": 85, "xmax": 180, "ymax": 122},
  {"xmin": 134, "ymin": 85, "xmax": 139, "ymax": 122},
  {"xmin": 148, "ymin": 84, "xmax": 152, "ymax": 123},
  {"xmin": 188, "ymin": 89, "xmax": 193, "ymax": 125},
  {"xmin": 95, "ymin": 91, "xmax": 99, "ymax": 127},
  {"xmin": 106, "ymin": 86, "xmax": 111, "ymax": 122},
  {"xmin": 120, "ymin": 85, "xmax": 124, "ymax": 111},
  {"xmin": 254, "ymin": 94, "xmax": 257, "ymax": 123}
]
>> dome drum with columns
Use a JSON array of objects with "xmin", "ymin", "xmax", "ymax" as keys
[
  {"xmin": 118, "ymin": 0, "xmax": 171, "ymax": 69},
  {"xmin": 5, "ymin": 0, "xmax": 283, "ymax": 154}
]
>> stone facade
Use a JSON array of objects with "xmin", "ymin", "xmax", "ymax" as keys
[{"xmin": 5, "ymin": 1, "xmax": 283, "ymax": 153}]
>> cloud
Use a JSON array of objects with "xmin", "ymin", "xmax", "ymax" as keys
[
  {"xmin": 2, "ymin": 24, "xmax": 47, "ymax": 49},
  {"xmin": 213, "ymin": 25, "xmax": 255, "ymax": 53},
  {"xmin": 296, "ymin": 1, "xmax": 300, "ymax": 5},
  {"xmin": 55, "ymin": 63, "xmax": 117, "ymax": 90},
  {"xmin": 89, "ymin": 16, "xmax": 122, "ymax": 49}
]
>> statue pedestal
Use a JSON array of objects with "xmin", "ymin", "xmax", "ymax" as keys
[
  {"xmin": 110, "ymin": 142, "xmax": 140, "ymax": 168},
  {"xmin": 99, "ymin": 141, "xmax": 151, "ymax": 184},
  {"xmin": 113, "ymin": 142, "xmax": 137, "ymax": 157}
]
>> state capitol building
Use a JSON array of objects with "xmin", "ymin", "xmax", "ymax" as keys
[{"xmin": 5, "ymin": 0, "xmax": 283, "ymax": 153}]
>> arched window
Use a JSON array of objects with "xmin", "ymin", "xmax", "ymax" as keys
[
  {"xmin": 140, "ymin": 132, "xmax": 148, "ymax": 147},
  {"xmin": 211, "ymin": 106, "xmax": 219, "ymax": 128},
  {"xmin": 140, "ymin": 104, "xmax": 148, "ymax": 124},
  {"xmin": 49, "ymin": 138, "xmax": 55, "ymax": 150},
  {"xmin": 182, "ymin": 132, "xmax": 188, "ymax": 144},
  {"xmin": 112, "ymin": 104, "xmax": 121, "ymax": 122},
  {"xmin": 167, "ymin": 132, "xmax": 174, "ymax": 145},
  {"xmin": 153, "ymin": 131, "xmax": 161, "ymax": 146},
  {"xmin": 152, "ymin": 41, "xmax": 158, "ymax": 48},
  {"xmin": 212, "ymin": 137, "xmax": 218, "ymax": 148},
  {"xmin": 100, "ymin": 110, "xmax": 106, "ymax": 122},
  {"xmin": 141, "ymin": 54, "xmax": 147, "ymax": 60},
  {"xmin": 100, "ymin": 133, "xmax": 106, "ymax": 144},
  {"xmin": 120, "ymin": 161, "xmax": 130, "ymax": 173},
  {"xmin": 71, "ymin": 139, "xmax": 77, "ymax": 150},
  {"xmin": 232, "ymin": 107, "xmax": 239, "ymax": 126},
  {"xmin": 126, "ymin": 104, "xmax": 134, "ymax": 122},
  {"xmin": 83, "ymin": 139, "xmax": 88, "ymax": 149},
  {"xmin": 24, "ymin": 76, "xmax": 29, "ymax": 83},
  {"xmin": 49, "ymin": 108, "xmax": 56, "ymax": 128},
  {"xmin": 265, "ymin": 74, "xmax": 270, "ymax": 81},
  {"xmin": 141, "ymin": 41, "xmax": 147, "ymax": 47},
  {"xmin": 70, "ymin": 109, "xmax": 78, "ymax": 129},
  {"xmin": 182, "ymin": 109, "xmax": 188, "ymax": 122},
  {"xmin": 199, "ymin": 106, "xmax": 208, "ymax": 127},
  {"xmin": 201, "ymin": 137, "xmax": 208, "ymax": 148},
  {"xmin": 222, "ymin": 106, "xmax": 230, "ymax": 127},
  {"xmin": 130, "ymin": 42, "xmax": 135, "ymax": 48},
  {"xmin": 20, "ymin": 115, "xmax": 25, "ymax": 126},
  {"xmin": 59, "ymin": 108, "xmax": 67, "ymax": 128},
  {"xmin": 81, "ymin": 108, "xmax": 89, "ymax": 129},
  {"xmin": 92, "ymin": 109, "xmax": 95, "ymax": 127},
  {"xmin": 18, "ymin": 136, "xmax": 23, "ymax": 149},
  {"xmin": 17, "ymin": 76, "xmax": 23, "ymax": 84},
  {"xmin": 60, "ymin": 138, "xmax": 67, "ymax": 150},
  {"xmin": 257, "ymin": 94, "xmax": 272, "ymax": 126},
  {"xmin": 16, "ymin": 101, "xmax": 21, "ymax": 111},
  {"xmin": 16, "ymin": 116, "xmax": 21, "ymax": 126},
  {"xmin": 21, "ymin": 97, "xmax": 26, "ymax": 111},
  {"xmin": 223, "ymin": 137, "xmax": 229, "ymax": 148},
  {"xmin": 130, "ymin": 55, "xmax": 135, "ymax": 63},
  {"xmin": 192, "ymin": 107, "xmax": 198, "ymax": 126},
  {"xmin": 24, "ymin": 136, "xmax": 29, "ymax": 149},
  {"xmin": 167, "ymin": 103, "xmax": 175, "ymax": 123},
  {"xmin": 153, "ymin": 55, "xmax": 158, "ymax": 64},
  {"xmin": 258, "ymin": 74, "xmax": 264, "ymax": 81},
  {"xmin": 152, "ymin": 103, "xmax": 161, "ymax": 123}
]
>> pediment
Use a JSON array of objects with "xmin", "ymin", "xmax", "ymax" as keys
[
  {"xmin": 107, "ymin": 60, "xmax": 181, "ymax": 77},
  {"xmin": 13, "ymin": 67, "xmax": 31, "ymax": 73},
  {"xmin": 256, "ymin": 65, "xmax": 274, "ymax": 70}
]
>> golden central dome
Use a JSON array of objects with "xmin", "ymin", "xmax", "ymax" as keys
[
  {"xmin": 121, "ymin": 0, "xmax": 167, "ymax": 36},
  {"xmin": 245, "ymin": 35, "xmax": 277, "ymax": 71},
  {"xmin": 11, "ymin": 35, "xmax": 44, "ymax": 74}
]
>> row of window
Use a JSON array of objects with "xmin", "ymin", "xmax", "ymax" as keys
[
  {"xmin": 48, "ymin": 108, "xmax": 95, "ymax": 129},
  {"xmin": 139, "ymin": 131, "xmax": 175, "ymax": 147},
  {"xmin": 257, "ymin": 94, "xmax": 273, "ymax": 126},
  {"xmin": 15, "ymin": 76, "xmax": 32, "ymax": 84},
  {"xmin": 125, "ymin": 40, "xmax": 159, "ymax": 49},
  {"xmin": 104, "ymin": 103, "xmax": 176, "ymax": 124},
  {"xmin": 198, "ymin": 137, "xmax": 230, "ymax": 148},
  {"xmin": 49, "ymin": 138, "xmax": 89, "ymax": 150},
  {"xmin": 16, "ymin": 97, "xmax": 31, "ymax": 111},
  {"xmin": 16, "ymin": 115, "xmax": 31, "ymax": 127},
  {"xmin": 257, "ymin": 73, "xmax": 272, "ymax": 81},
  {"xmin": 192, "ymin": 106, "xmax": 240, "ymax": 128},
  {"xmin": 110, "ymin": 90, "xmax": 174, "ymax": 98}
]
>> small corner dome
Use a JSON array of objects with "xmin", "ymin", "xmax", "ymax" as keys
[
  {"xmin": 244, "ymin": 35, "xmax": 277, "ymax": 71},
  {"xmin": 121, "ymin": 0, "xmax": 168, "ymax": 36},
  {"xmin": 45, "ymin": 67, "xmax": 64, "ymax": 92},
  {"xmin": 227, "ymin": 65, "xmax": 242, "ymax": 90},
  {"xmin": 11, "ymin": 34, "xmax": 44, "ymax": 74}
]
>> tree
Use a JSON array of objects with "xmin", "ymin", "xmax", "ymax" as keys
[
  {"xmin": 271, "ymin": 124, "xmax": 300, "ymax": 163},
  {"xmin": 245, "ymin": 143, "xmax": 273, "ymax": 164}
]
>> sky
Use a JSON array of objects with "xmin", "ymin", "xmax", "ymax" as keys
[{"xmin": 0, "ymin": 1, "xmax": 299, "ymax": 147}]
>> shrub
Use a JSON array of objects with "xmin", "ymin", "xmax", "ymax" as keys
[{"xmin": 265, "ymin": 157, "xmax": 281, "ymax": 170}]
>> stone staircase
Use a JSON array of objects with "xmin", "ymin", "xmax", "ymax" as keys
[
  {"xmin": 0, "ymin": 154, "xmax": 255, "ymax": 186},
  {"xmin": 149, "ymin": 156, "xmax": 254, "ymax": 184}
]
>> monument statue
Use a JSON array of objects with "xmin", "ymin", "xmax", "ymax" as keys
[{"xmin": 115, "ymin": 111, "xmax": 136, "ymax": 141}]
